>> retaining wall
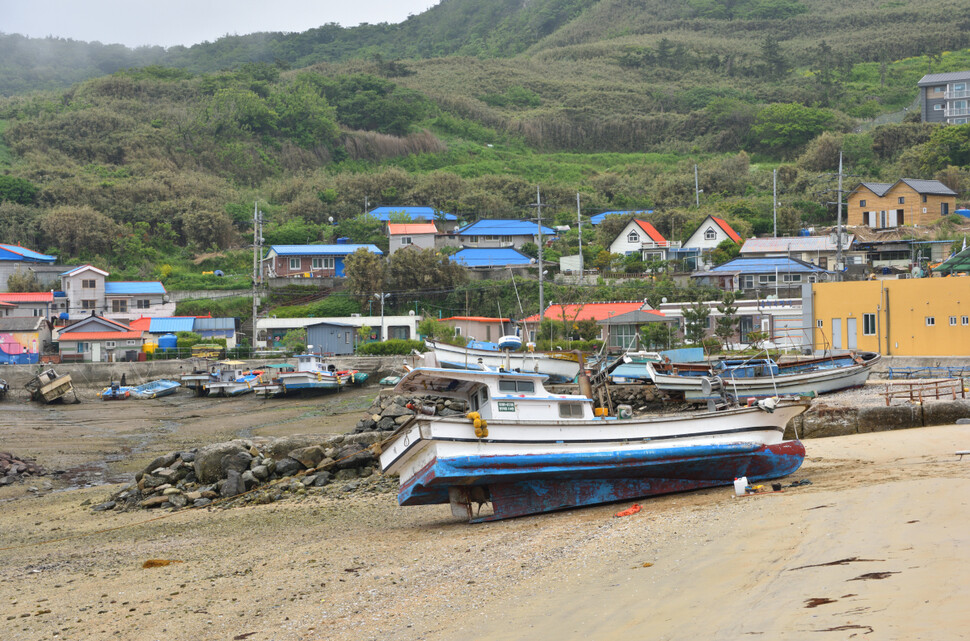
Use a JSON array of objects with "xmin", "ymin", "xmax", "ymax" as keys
[{"xmin": 784, "ymin": 399, "xmax": 970, "ymax": 439}]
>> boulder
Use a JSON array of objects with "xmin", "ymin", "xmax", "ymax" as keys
[
  {"xmin": 382, "ymin": 404, "xmax": 414, "ymax": 419},
  {"xmin": 194, "ymin": 442, "xmax": 247, "ymax": 484},
  {"xmin": 221, "ymin": 470, "xmax": 245, "ymax": 497},
  {"xmin": 922, "ymin": 399, "xmax": 970, "ymax": 427},
  {"xmin": 312, "ymin": 471, "xmax": 331, "ymax": 487},
  {"xmin": 221, "ymin": 451, "xmax": 253, "ymax": 476},
  {"xmin": 168, "ymin": 494, "xmax": 188, "ymax": 508},
  {"xmin": 274, "ymin": 457, "xmax": 303, "ymax": 478},
  {"xmin": 265, "ymin": 436, "xmax": 324, "ymax": 460},
  {"xmin": 140, "ymin": 452, "xmax": 178, "ymax": 478},
  {"xmin": 241, "ymin": 470, "xmax": 258, "ymax": 490},
  {"xmin": 251, "ymin": 464, "xmax": 270, "ymax": 481},
  {"xmin": 334, "ymin": 444, "xmax": 374, "ymax": 470},
  {"xmin": 139, "ymin": 496, "xmax": 170, "ymax": 508},
  {"xmin": 376, "ymin": 417, "xmax": 396, "ymax": 431},
  {"xmin": 288, "ymin": 446, "xmax": 326, "ymax": 469}
]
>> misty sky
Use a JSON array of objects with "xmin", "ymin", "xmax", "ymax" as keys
[{"xmin": 1, "ymin": 0, "xmax": 441, "ymax": 48}]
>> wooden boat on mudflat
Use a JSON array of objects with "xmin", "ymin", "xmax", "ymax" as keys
[
  {"xmin": 426, "ymin": 339, "xmax": 581, "ymax": 383},
  {"xmin": 130, "ymin": 379, "xmax": 181, "ymax": 399},
  {"xmin": 378, "ymin": 366, "xmax": 809, "ymax": 522}
]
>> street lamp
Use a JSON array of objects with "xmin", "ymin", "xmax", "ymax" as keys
[{"xmin": 374, "ymin": 292, "xmax": 390, "ymax": 342}]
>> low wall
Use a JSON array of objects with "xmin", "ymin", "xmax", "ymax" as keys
[
  {"xmin": 0, "ymin": 356, "xmax": 407, "ymax": 390},
  {"xmin": 784, "ymin": 399, "xmax": 970, "ymax": 439}
]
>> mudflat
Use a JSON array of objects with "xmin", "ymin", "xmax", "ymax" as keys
[{"xmin": 1, "ymin": 390, "xmax": 968, "ymax": 641}]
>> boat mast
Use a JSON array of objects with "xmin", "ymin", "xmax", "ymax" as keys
[
  {"xmin": 530, "ymin": 186, "xmax": 545, "ymax": 337},
  {"xmin": 252, "ymin": 201, "xmax": 262, "ymax": 350}
]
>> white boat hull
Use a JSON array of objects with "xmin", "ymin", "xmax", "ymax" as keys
[{"xmin": 427, "ymin": 340, "xmax": 581, "ymax": 382}]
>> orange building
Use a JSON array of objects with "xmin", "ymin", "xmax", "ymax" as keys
[{"xmin": 847, "ymin": 179, "xmax": 956, "ymax": 229}]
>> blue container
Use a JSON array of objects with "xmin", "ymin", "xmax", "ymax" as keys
[
  {"xmin": 798, "ymin": 228, "xmax": 811, "ymax": 236},
  {"xmin": 956, "ymin": 209, "xmax": 970, "ymax": 218},
  {"xmin": 158, "ymin": 333, "xmax": 178, "ymax": 351}
]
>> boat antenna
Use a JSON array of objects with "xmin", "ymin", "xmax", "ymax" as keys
[{"xmin": 508, "ymin": 267, "xmax": 525, "ymax": 316}]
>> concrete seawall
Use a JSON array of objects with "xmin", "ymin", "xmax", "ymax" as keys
[{"xmin": 784, "ymin": 399, "xmax": 970, "ymax": 439}]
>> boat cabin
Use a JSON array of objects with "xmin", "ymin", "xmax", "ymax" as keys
[
  {"xmin": 396, "ymin": 368, "xmax": 595, "ymax": 421},
  {"xmin": 294, "ymin": 353, "xmax": 336, "ymax": 373},
  {"xmin": 211, "ymin": 360, "xmax": 247, "ymax": 382}
]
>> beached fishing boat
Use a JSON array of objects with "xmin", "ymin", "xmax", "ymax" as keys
[
  {"xmin": 100, "ymin": 382, "xmax": 132, "ymax": 400},
  {"xmin": 130, "ymin": 379, "xmax": 181, "ymax": 399},
  {"xmin": 426, "ymin": 339, "xmax": 582, "ymax": 383},
  {"xmin": 205, "ymin": 361, "xmax": 261, "ymax": 397},
  {"xmin": 25, "ymin": 368, "xmax": 76, "ymax": 403},
  {"xmin": 647, "ymin": 352, "xmax": 881, "ymax": 404},
  {"xmin": 378, "ymin": 366, "xmax": 809, "ymax": 522},
  {"xmin": 276, "ymin": 354, "xmax": 359, "ymax": 394}
]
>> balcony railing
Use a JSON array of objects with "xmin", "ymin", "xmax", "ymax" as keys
[
  {"xmin": 945, "ymin": 107, "xmax": 970, "ymax": 117},
  {"xmin": 945, "ymin": 89, "xmax": 970, "ymax": 99}
]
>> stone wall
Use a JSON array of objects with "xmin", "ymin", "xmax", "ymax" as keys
[{"xmin": 784, "ymin": 399, "xmax": 970, "ymax": 439}]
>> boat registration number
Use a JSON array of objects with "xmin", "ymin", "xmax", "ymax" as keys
[{"xmin": 497, "ymin": 401, "xmax": 516, "ymax": 412}]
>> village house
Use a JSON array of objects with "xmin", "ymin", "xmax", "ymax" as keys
[
  {"xmin": 690, "ymin": 256, "xmax": 831, "ymax": 295},
  {"xmin": 0, "ymin": 292, "xmax": 54, "ymax": 318},
  {"xmin": 451, "ymin": 219, "xmax": 554, "ymax": 250},
  {"xmin": 519, "ymin": 301, "xmax": 656, "ymax": 346},
  {"xmin": 439, "ymin": 316, "xmax": 514, "ymax": 343},
  {"xmin": 366, "ymin": 206, "xmax": 458, "ymax": 227},
  {"xmin": 679, "ymin": 215, "xmax": 742, "ymax": 269},
  {"xmin": 54, "ymin": 314, "xmax": 145, "ymax": 362},
  {"xmin": 918, "ymin": 70, "xmax": 970, "ymax": 124},
  {"xmin": 261, "ymin": 244, "xmax": 383, "ymax": 278},
  {"xmin": 255, "ymin": 314, "xmax": 422, "ymax": 348},
  {"xmin": 0, "ymin": 243, "xmax": 65, "ymax": 291},
  {"xmin": 0, "ymin": 316, "xmax": 52, "ymax": 364},
  {"xmin": 128, "ymin": 316, "xmax": 240, "ymax": 348},
  {"xmin": 387, "ymin": 223, "xmax": 438, "ymax": 255},
  {"xmin": 847, "ymin": 179, "xmax": 957, "ymax": 229},
  {"xmin": 739, "ymin": 234, "xmax": 864, "ymax": 271},
  {"xmin": 608, "ymin": 219, "xmax": 671, "ymax": 263},
  {"xmin": 59, "ymin": 265, "xmax": 173, "ymax": 323}
]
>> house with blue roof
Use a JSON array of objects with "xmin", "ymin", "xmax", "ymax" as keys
[
  {"xmin": 262, "ymin": 244, "xmax": 383, "ymax": 279},
  {"xmin": 454, "ymin": 219, "xmax": 554, "ymax": 250},
  {"xmin": 59, "ymin": 265, "xmax": 174, "ymax": 322},
  {"xmin": 0, "ymin": 243, "xmax": 71, "ymax": 291},
  {"xmin": 366, "ymin": 206, "xmax": 458, "ymax": 222},
  {"xmin": 590, "ymin": 210, "xmax": 653, "ymax": 225},
  {"xmin": 690, "ymin": 256, "xmax": 832, "ymax": 294},
  {"xmin": 451, "ymin": 248, "xmax": 534, "ymax": 268}
]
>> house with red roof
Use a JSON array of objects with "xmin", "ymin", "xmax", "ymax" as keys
[
  {"xmin": 518, "ymin": 302, "xmax": 666, "ymax": 347},
  {"xmin": 608, "ymin": 219, "xmax": 670, "ymax": 263},
  {"xmin": 387, "ymin": 223, "xmax": 438, "ymax": 255},
  {"xmin": 680, "ymin": 215, "xmax": 744, "ymax": 269},
  {"xmin": 54, "ymin": 314, "xmax": 146, "ymax": 362},
  {"xmin": 439, "ymin": 316, "xmax": 513, "ymax": 343},
  {"xmin": 0, "ymin": 292, "xmax": 54, "ymax": 319}
]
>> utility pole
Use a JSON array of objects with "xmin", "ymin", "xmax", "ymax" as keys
[
  {"xmin": 529, "ymin": 186, "xmax": 545, "ymax": 320},
  {"xmin": 694, "ymin": 164, "xmax": 700, "ymax": 207},
  {"xmin": 773, "ymin": 168, "xmax": 778, "ymax": 238},
  {"xmin": 576, "ymin": 192, "xmax": 583, "ymax": 274},
  {"xmin": 252, "ymin": 201, "xmax": 263, "ymax": 350},
  {"xmin": 836, "ymin": 152, "xmax": 844, "ymax": 282}
]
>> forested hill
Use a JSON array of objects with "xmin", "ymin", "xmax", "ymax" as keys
[{"xmin": 2, "ymin": 0, "xmax": 969, "ymax": 96}]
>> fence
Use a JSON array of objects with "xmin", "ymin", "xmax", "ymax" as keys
[
  {"xmin": 882, "ymin": 366, "xmax": 970, "ymax": 379},
  {"xmin": 881, "ymin": 378, "xmax": 966, "ymax": 406}
]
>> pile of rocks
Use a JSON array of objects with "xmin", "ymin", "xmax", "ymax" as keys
[
  {"xmin": 352, "ymin": 393, "xmax": 467, "ymax": 433},
  {"xmin": 94, "ymin": 431, "xmax": 388, "ymax": 512},
  {"xmin": 0, "ymin": 452, "xmax": 46, "ymax": 486}
]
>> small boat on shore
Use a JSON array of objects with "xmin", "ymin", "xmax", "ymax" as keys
[
  {"xmin": 276, "ymin": 354, "xmax": 360, "ymax": 394},
  {"xmin": 426, "ymin": 339, "xmax": 582, "ymax": 383},
  {"xmin": 25, "ymin": 368, "xmax": 76, "ymax": 403},
  {"xmin": 100, "ymin": 382, "xmax": 132, "ymax": 400},
  {"xmin": 205, "ymin": 361, "xmax": 261, "ymax": 397},
  {"xmin": 648, "ymin": 351, "xmax": 881, "ymax": 404},
  {"xmin": 378, "ymin": 365, "xmax": 809, "ymax": 522},
  {"xmin": 130, "ymin": 379, "xmax": 181, "ymax": 399}
]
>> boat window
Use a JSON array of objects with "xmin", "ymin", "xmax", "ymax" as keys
[
  {"xmin": 498, "ymin": 380, "xmax": 535, "ymax": 393},
  {"xmin": 559, "ymin": 403, "xmax": 585, "ymax": 418}
]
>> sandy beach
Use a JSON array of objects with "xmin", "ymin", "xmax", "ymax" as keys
[{"xmin": 1, "ymin": 388, "xmax": 968, "ymax": 641}]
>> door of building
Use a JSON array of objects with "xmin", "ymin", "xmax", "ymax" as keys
[
  {"xmin": 831, "ymin": 318, "xmax": 842, "ymax": 349},
  {"xmin": 846, "ymin": 317, "xmax": 857, "ymax": 349}
]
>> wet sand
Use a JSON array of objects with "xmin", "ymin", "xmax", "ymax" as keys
[{"xmin": 0, "ymin": 390, "xmax": 968, "ymax": 641}]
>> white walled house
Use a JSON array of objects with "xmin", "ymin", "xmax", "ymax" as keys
[
  {"xmin": 682, "ymin": 215, "xmax": 742, "ymax": 252},
  {"xmin": 59, "ymin": 265, "xmax": 174, "ymax": 323},
  {"xmin": 387, "ymin": 223, "xmax": 438, "ymax": 255},
  {"xmin": 608, "ymin": 219, "xmax": 670, "ymax": 262}
]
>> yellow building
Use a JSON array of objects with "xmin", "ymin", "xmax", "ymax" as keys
[{"xmin": 810, "ymin": 277, "xmax": 970, "ymax": 356}]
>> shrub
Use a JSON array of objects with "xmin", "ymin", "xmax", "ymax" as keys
[{"xmin": 357, "ymin": 339, "xmax": 426, "ymax": 355}]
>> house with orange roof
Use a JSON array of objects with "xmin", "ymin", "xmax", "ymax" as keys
[
  {"xmin": 608, "ymin": 219, "xmax": 670, "ymax": 263},
  {"xmin": 59, "ymin": 265, "xmax": 174, "ymax": 323},
  {"xmin": 387, "ymin": 223, "xmax": 438, "ymax": 255},
  {"xmin": 439, "ymin": 316, "xmax": 513, "ymax": 343},
  {"xmin": 54, "ymin": 314, "xmax": 146, "ymax": 362},
  {"xmin": 518, "ymin": 301, "xmax": 666, "ymax": 346},
  {"xmin": 0, "ymin": 291, "xmax": 54, "ymax": 319},
  {"xmin": 679, "ymin": 215, "xmax": 743, "ymax": 270}
]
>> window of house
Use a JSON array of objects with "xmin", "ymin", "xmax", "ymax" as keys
[
  {"xmin": 743, "ymin": 275, "xmax": 755, "ymax": 289},
  {"xmin": 942, "ymin": 202, "xmax": 950, "ymax": 216},
  {"xmin": 136, "ymin": 299, "xmax": 150, "ymax": 309},
  {"xmin": 32, "ymin": 308, "xmax": 42, "ymax": 317},
  {"xmin": 922, "ymin": 195, "xmax": 928, "ymax": 203},
  {"xmin": 289, "ymin": 258, "xmax": 300, "ymax": 270},
  {"xmin": 105, "ymin": 341, "xmax": 116, "ymax": 349},
  {"xmin": 758, "ymin": 274, "xmax": 776, "ymax": 284},
  {"xmin": 453, "ymin": 326, "xmax": 461, "ymax": 336},
  {"xmin": 863, "ymin": 313, "xmax": 876, "ymax": 335},
  {"xmin": 82, "ymin": 299, "xmax": 96, "ymax": 309},
  {"xmin": 951, "ymin": 316, "xmax": 958, "ymax": 326},
  {"xmin": 955, "ymin": 83, "xmax": 967, "ymax": 92},
  {"xmin": 112, "ymin": 299, "xmax": 127, "ymax": 313},
  {"xmin": 559, "ymin": 403, "xmax": 585, "ymax": 418},
  {"xmin": 955, "ymin": 118, "xmax": 969, "ymax": 124},
  {"xmin": 77, "ymin": 342, "xmax": 89, "ymax": 353},
  {"xmin": 82, "ymin": 279, "xmax": 96, "ymax": 288},
  {"xmin": 704, "ymin": 227, "xmax": 716, "ymax": 240},
  {"xmin": 627, "ymin": 231, "xmax": 640, "ymax": 243},
  {"xmin": 817, "ymin": 319, "xmax": 824, "ymax": 328},
  {"xmin": 898, "ymin": 197, "xmax": 905, "ymax": 204},
  {"xmin": 859, "ymin": 200, "xmax": 866, "ymax": 207},
  {"xmin": 345, "ymin": 332, "xmax": 350, "ymax": 344},
  {"xmin": 499, "ymin": 380, "xmax": 535, "ymax": 393},
  {"xmin": 467, "ymin": 236, "xmax": 478, "ymax": 243},
  {"xmin": 400, "ymin": 236, "xmax": 413, "ymax": 246},
  {"xmin": 934, "ymin": 104, "xmax": 943, "ymax": 110},
  {"xmin": 963, "ymin": 316, "xmax": 969, "ymax": 326},
  {"xmin": 127, "ymin": 340, "xmax": 136, "ymax": 346},
  {"xmin": 926, "ymin": 316, "xmax": 935, "ymax": 326}
]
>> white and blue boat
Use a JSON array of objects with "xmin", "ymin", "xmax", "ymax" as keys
[
  {"xmin": 130, "ymin": 379, "xmax": 181, "ymax": 399},
  {"xmin": 205, "ymin": 361, "xmax": 262, "ymax": 397},
  {"xmin": 426, "ymin": 338, "xmax": 582, "ymax": 383},
  {"xmin": 100, "ymin": 382, "xmax": 132, "ymax": 400},
  {"xmin": 276, "ymin": 354, "xmax": 360, "ymax": 394},
  {"xmin": 378, "ymin": 365, "xmax": 809, "ymax": 522}
]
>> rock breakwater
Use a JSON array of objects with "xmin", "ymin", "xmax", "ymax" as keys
[{"xmin": 0, "ymin": 452, "xmax": 46, "ymax": 486}]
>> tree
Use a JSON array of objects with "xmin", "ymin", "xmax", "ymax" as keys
[
  {"xmin": 335, "ymin": 213, "xmax": 387, "ymax": 253},
  {"xmin": 641, "ymin": 321, "xmax": 677, "ymax": 350},
  {"xmin": 759, "ymin": 36, "xmax": 790, "ymax": 81},
  {"xmin": 682, "ymin": 301, "xmax": 710, "ymax": 345},
  {"xmin": 0, "ymin": 175, "xmax": 38, "ymax": 205},
  {"xmin": 281, "ymin": 328, "xmax": 307, "ymax": 354},
  {"xmin": 715, "ymin": 291, "xmax": 739, "ymax": 350},
  {"xmin": 181, "ymin": 210, "xmax": 237, "ymax": 250},
  {"xmin": 40, "ymin": 206, "xmax": 119, "ymax": 257},
  {"xmin": 387, "ymin": 248, "xmax": 467, "ymax": 294},
  {"xmin": 710, "ymin": 238, "xmax": 740, "ymax": 265},
  {"xmin": 271, "ymin": 73, "xmax": 340, "ymax": 149},
  {"xmin": 753, "ymin": 103, "xmax": 841, "ymax": 151},
  {"xmin": 343, "ymin": 248, "xmax": 387, "ymax": 307}
]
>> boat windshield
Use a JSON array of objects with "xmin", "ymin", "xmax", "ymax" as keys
[{"xmin": 498, "ymin": 379, "xmax": 535, "ymax": 394}]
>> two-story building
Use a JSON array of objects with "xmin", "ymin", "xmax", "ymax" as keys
[
  {"xmin": 678, "ymin": 215, "xmax": 743, "ymax": 269},
  {"xmin": 740, "ymin": 234, "xmax": 863, "ymax": 271},
  {"xmin": 847, "ymin": 179, "xmax": 957, "ymax": 228},
  {"xmin": 608, "ymin": 219, "xmax": 671, "ymax": 262},
  {"xmin": 918, "ymin": 70, "xmax": 970, "ymax": 124},
  {"xmin": 55, "ymin": 314, "xmax": 146, "ymax": 362},
  {"xmin": 59, "ymin": 265, "xmax": 173, "ymax": 323},
  {"xmin": 0, "ymin": 243, "xmax": 64, "ymax": 291},
  {"xmin": 690, "ymin": 256, "xmax": 831, "ymax": 295},
  {"xmin": 387, "ymin": 223, "xmax": 438, "ymax": 255},
  {"xmin": 262, "ymin": 244, "xmax": 384, "ymax": 278},
  {"xmin": 452, "ymin": 219, "xmax": 554, "ymax": 250}
]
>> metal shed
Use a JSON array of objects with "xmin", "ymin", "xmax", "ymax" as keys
[{"xmin": 305, "ymin": 321, "xmax": 356, "ymax": 356}]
